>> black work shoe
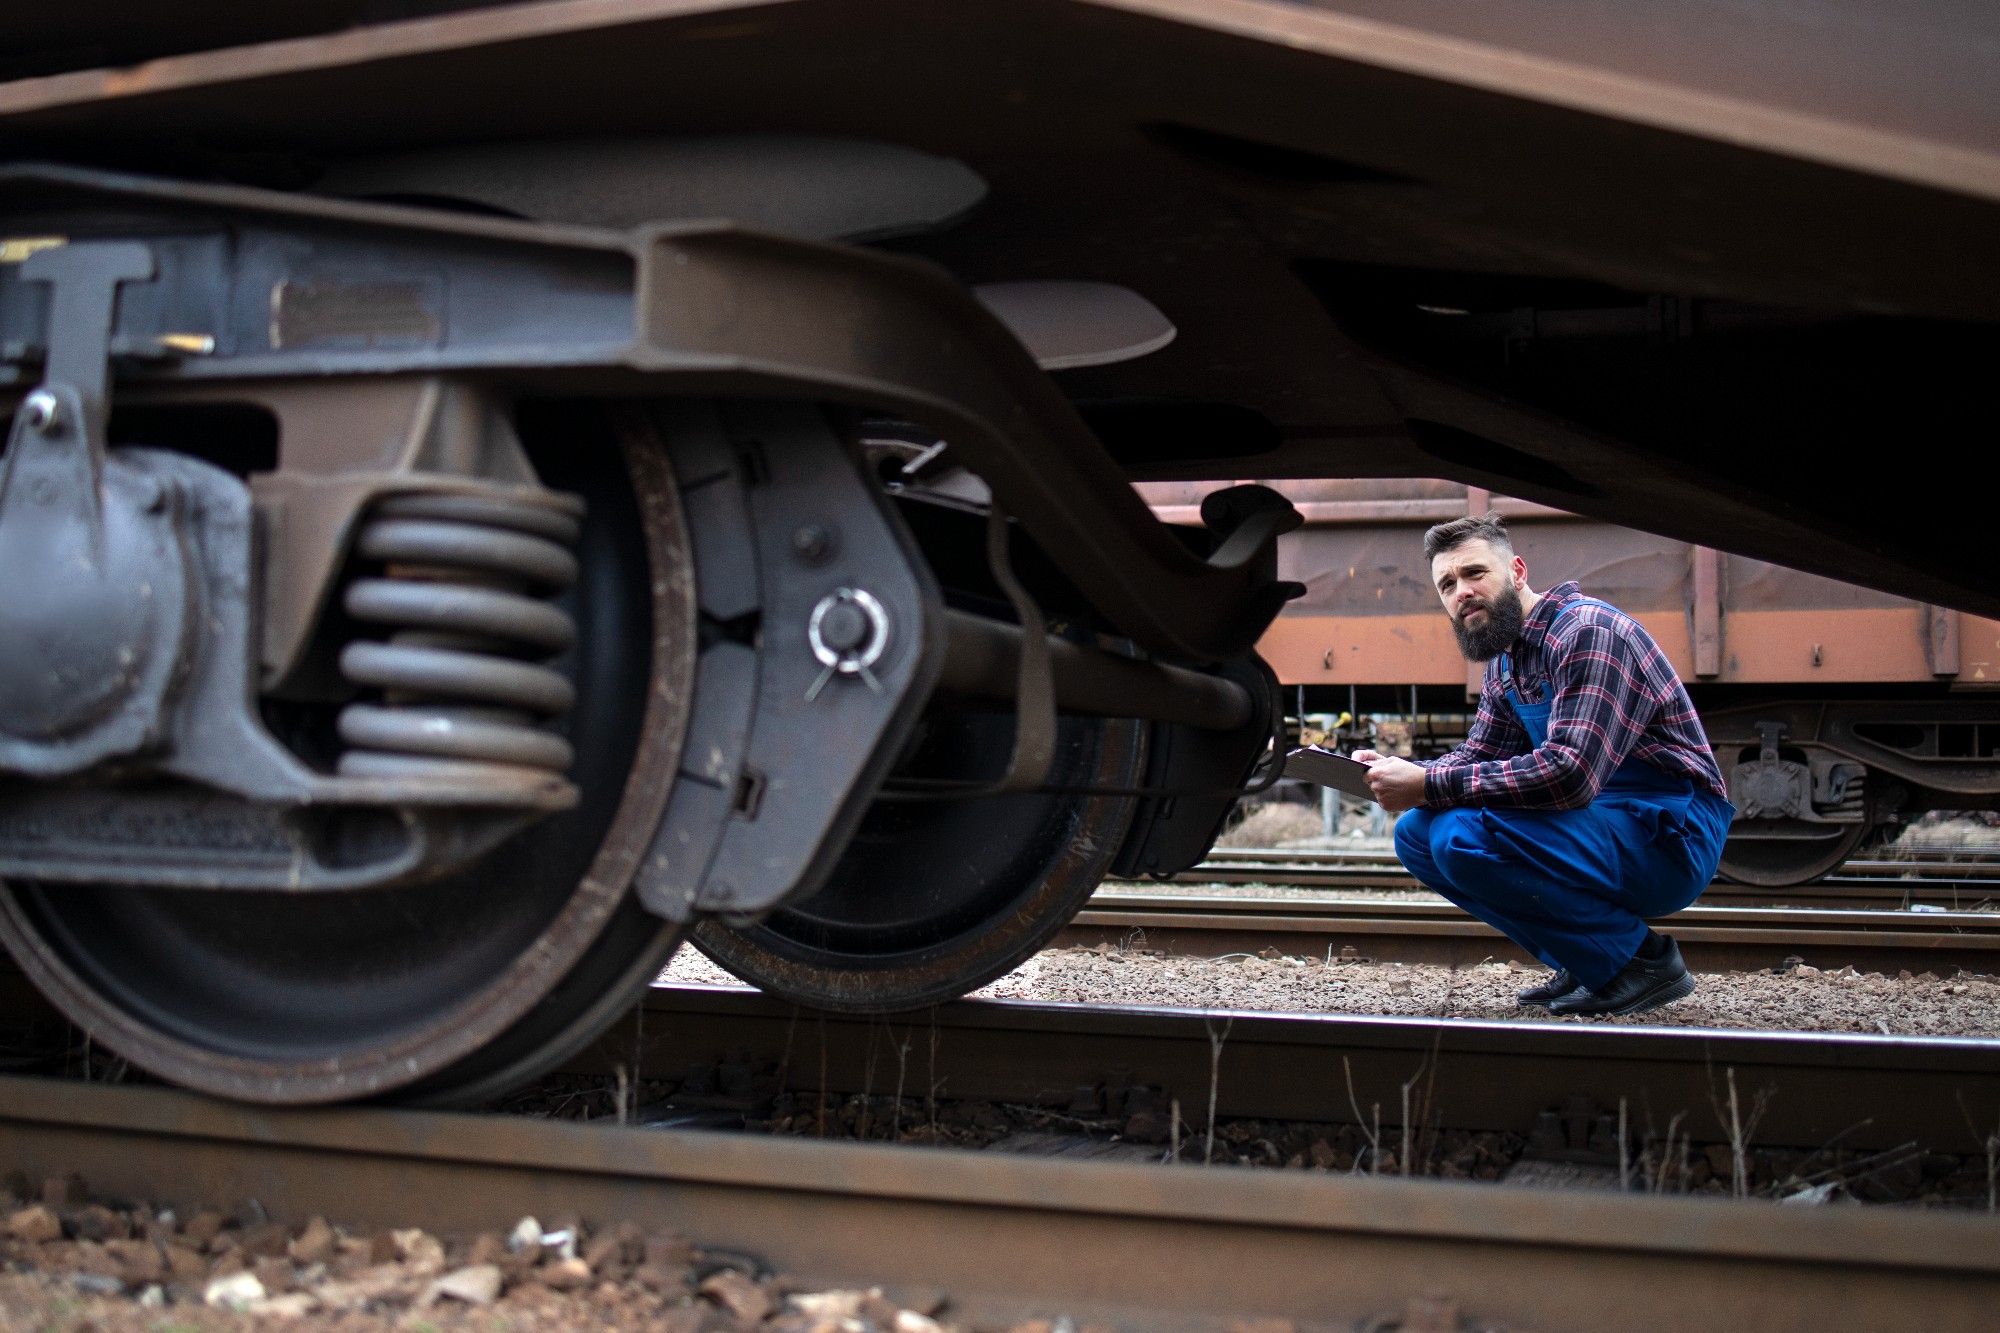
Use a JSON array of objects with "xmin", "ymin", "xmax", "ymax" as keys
[
  {"xmin": 1516, "ymin": 969, "xmax": 1580, "ymax": 1008},
  {"xmin": 1548, "ymin": 938, "xmax": 1697, "ymax": 1018}
]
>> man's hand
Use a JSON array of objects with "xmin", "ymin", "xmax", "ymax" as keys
[{"xmin": 1353, "ymin": 750, "xmax": 1427, "ymax": 813}]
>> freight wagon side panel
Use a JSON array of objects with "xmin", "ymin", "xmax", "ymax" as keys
[{"xmin": 1142, "ymin": 480, "xmax": 2000, "ymax": 690}]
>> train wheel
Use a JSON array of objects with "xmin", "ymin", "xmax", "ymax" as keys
[
  {"xmin": 0, "ymin": 404, "xmax": 695, "ymax": 1105},
  {"xmin": 1715, "ymin": 821, "xmax": 1871, "ymax": 887},
  {"xmin": 692, "ymin": 703, "xmax": 1144, "ymax": 1012}
]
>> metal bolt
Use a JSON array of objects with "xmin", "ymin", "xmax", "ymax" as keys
[
  {"xmin": 817, "ymin": 600, "xmax": 871, "ymax": 653},
  {"xmin": 792, "ymin": 523, "xmax": 835, "ymax": 564},
  {"xmin": 20, "ymin": 389, "xmax": 60, "ymax": 435},
  {"xmin": 806, "ymin": 587, "xmax": 892, "ymax": 700}
]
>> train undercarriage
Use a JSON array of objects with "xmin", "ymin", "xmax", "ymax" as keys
[
  {"xmin": 3, "ymin": 0, "xmax": 1999, "ymax": 1102},
  {"xmin": 0, "ymin": 165, "xmax": 1286, "ymax": 1100}
]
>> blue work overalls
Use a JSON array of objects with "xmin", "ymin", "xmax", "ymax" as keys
[{"xmin": 1393, "ymin": 600, "xmax": 1735, "ymax": 989}]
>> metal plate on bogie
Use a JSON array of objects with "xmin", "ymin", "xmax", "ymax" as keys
[{"xmin": 635, "ymin": 398, "xmax": 942, "ymax": 923}]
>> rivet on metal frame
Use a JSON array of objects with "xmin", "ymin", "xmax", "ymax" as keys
[{"xmin": 19, "ymin": 389, "xmax": 61, "ymax": 435}]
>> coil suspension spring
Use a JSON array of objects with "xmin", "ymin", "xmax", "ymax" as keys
[{"xmin": 336, "ymin": 490, "xmax": 585, "ymax": 783}]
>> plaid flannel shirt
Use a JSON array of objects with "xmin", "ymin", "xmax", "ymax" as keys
[{"xmin": 1421, "ymin": 581, "xmax": 1728, "ymax": 810}]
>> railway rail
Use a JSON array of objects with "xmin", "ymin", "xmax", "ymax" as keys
[
  {"xmin": 1087, "ymin": 846, "xmax": 2000, "ymax": 970},
  {"xmin": 6, "ymin": 986, "xmax": 2000, "ymax": 1331},
  {"xmin": 1127, "ymin": 846, "xmax": 2000, "ymax": 905},
  {"xmin": 584, "ymin": 985, "xmax": 2000, "ymax": 1158},
  {"xmin": 1201, "ymin": 845, "xmax": 2000, "ymax": 873},
  {"xmin": 1062, "ymin": 891, "xmax": 2000, "ymax": 975}
]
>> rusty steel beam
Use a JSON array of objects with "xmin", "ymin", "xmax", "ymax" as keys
[
  {"xmin": 1929, "ymin": 604, "xmax": 1963, "ymax": 678},
  {"xmin": 3, "ymin": 1072, "xmax": 1999, "ymax": 1332},
  {"xmin": 1692, "ymin": 545, "xmax": 1721, "ymax": 679},
  {"xmin": 1090, "ymin": 0, "xmax": 2000, "ymax": 204},
  {"xmin": 8, "ymin": 0, "xmax": 2000, "ymax": 205}
]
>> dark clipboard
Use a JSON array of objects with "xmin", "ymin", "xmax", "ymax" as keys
[{"xmin": 1282, "ymin": 746, "xmax": 1377, "ymax": 802}]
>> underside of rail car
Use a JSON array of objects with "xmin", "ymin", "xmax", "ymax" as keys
[{"xmin": 0, "ymin": 0, "xmax": 1997, "ymax": 1101}]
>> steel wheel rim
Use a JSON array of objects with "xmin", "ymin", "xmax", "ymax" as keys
[
  {"xmin": 693, "ymin": 709, "xmax": 1142, "ymax": 1012},
  {"xmin": 0, "ymin": 403, "xmax": 696, "ymax": 1103},
  {"xmin": 1716, "ymin": 822, "xmax": 1871, "ymax": 888}
]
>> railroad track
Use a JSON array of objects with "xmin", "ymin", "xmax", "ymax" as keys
[
  {"xmin": 1202, "ymin": 846, "xmax": 2000, "ymax": 871},
  {"xmin": 1116, "ymin": 846, "xmax": 2000, "ymax": 911},
  {"xmin": 587, "ymin": 985, "xmax": 2000, "ymax": 1159},
  {"xmin": 5, "ymin": 986, "xmax": 2000, "ymax": 1332},
  {"xmin": 1063, "ymin": 891, "xmax": 2000, "ymax": 975}
]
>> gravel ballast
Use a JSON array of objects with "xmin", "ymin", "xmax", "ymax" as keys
[
  {"xmin": 0, "ymin": 1189, "xmax": 1073, "ymax": 1333},
  {"xmin": 665, "ymin": 947, "xmax": 2000, "ymax": 1037}
]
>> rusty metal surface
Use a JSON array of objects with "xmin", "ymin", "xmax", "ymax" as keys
[
  {"xmin": 1147, "ymin": 477, "xmax": 2000, "ymax": 689},
  {"xmin": 3, "ymin": 3, "xmax": 509, "ymax": 80},
  {"xmin": 4, "ymin": 1072, "xmax": 2000, "ymax": 1332},
  {"xmin": 9, "ymin": 0, "xmax": 2000, "ymax": 203},
  {"xmin": 1104, "ymin": 0, "xmax": 2000, "ymax": 199},
  {"xmin": 1060, "ymin": 889, "xmax": 2000, "ymax": 976},
  {"xmin": 587, "ymin": 984, "xmax": 2000, "ymax": 1156}
]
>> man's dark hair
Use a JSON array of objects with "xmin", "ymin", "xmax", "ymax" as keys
[{"xmin": 1423, "ymin": 511, "xmax": 1512, "ymax": 562}]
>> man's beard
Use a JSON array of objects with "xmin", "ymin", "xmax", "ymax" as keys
[{"xmin": 1451, "ymin": 584, "xmax": 1526, "ymax": 662}]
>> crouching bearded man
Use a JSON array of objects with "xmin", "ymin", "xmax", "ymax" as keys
[{"xmin": 1355, "ymin": 513, "xmax": 1736, "ymax": 1017}]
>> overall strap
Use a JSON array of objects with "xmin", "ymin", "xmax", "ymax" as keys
[
  {"xmin": 1549, "ymin": 595, "xmax": 1614, "ymax": 629},
  {"xmin": 1513, "ymin": 595, "xmax": 1612, "ymax": 700}
]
